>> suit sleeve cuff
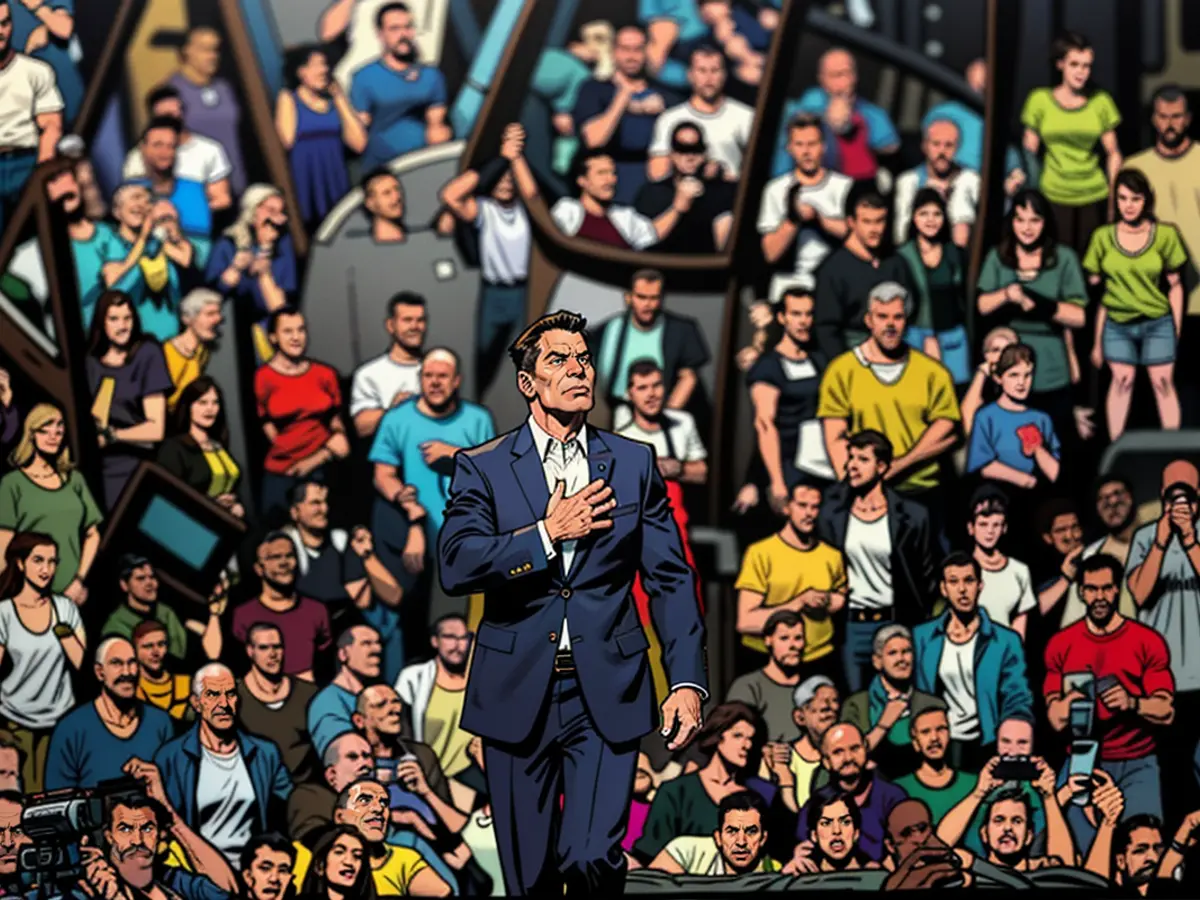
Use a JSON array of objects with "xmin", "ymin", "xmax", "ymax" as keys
[
  {"xmin": 670, "ymin": 682, "xmax": 708, "ymax": 701},
  {"xmin": 537, "ymin": 520, "xmax": 557, "ymax": 560}
]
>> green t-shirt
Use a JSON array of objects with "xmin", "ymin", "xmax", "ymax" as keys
[
  {"xmin": 0, "ymin": 469, "xmax": 103, "ymax": 593},
  {"xmin": 977, "ymin": 246, "xmax": 1089, "ymax": 393},
  {"xmin": 894, "ymin": 769, "xmax": 976, "ymax": 826},
  {"xmin": 1082, "ymin": 222, "xmax": 1188, "ymax": 323},
  {"xmin": 1021, "ymin": 88, "xmax": 1121, "ymax": 205},
  {"xmin": 102, "ymin": 601, "xmax": 189, "ymax": 660}
]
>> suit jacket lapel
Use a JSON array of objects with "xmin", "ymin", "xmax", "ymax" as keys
[
  {"xmin": 565, "ymin": 429, "xmax": 615, "ymax": 582},
  {"xmin": 510, "ymin": 423, "xmax": 551, "ymax": 524}
]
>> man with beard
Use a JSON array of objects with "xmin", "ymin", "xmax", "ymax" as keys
[
  {"xmin": 841, "ymin": 625, "xmax": 945, "ymax": 780},
  {"xmin": 0, "ymin": 790, "xmax": 30, "ymax": 896},
  {"xmin": 551, "ymin": 147, "xmax": 696, "ymax": 249},
  {"xmin": 893, "ymin": 119, "xmax": 980, "ymax": 247},
  {"xmin": 231, "ymin": 533, "xmax": 332, "ymax": 683},
  {"xmin": 913, "ymin": 554, "xmax": 1032, "ymax": 772},
  {"xmin": 635, "ymin": 122, "xmax": 735, "ymax": 254},
  {"xmin": 286, "ymin": 731, "xmax": 374, "ymax": 844},
  {"xmin": 728, "ymin": 610, "xmax": 806, "ymax": 744},
  {"xmin": 236, "ymin": 623, "xmax": 319, "ymax": 782},
  {"xmin": 351, "ymin": 292, "xmax": 427, "ymax": 439},
  {"xmin": 331, "ymin": 779, "xmax": 451, "ymax": 895},
  {"xmin": 736, "ymin": 483, "xmax": 846, "ymax": 684},
  {"xmin": 978, "ymin": 784, "xmax": 1070, "ymax": 872},
  {"xmin": 308, "ymin": 624, "xmax": 384, "ymax": 759},
  {"xmin": 1045, "ymin": 554, "xmax": 1174, "ymax": 820},
  {"xmin": 651, "ymin": 791, "xmax": 779, "ymax": 875},
  {"xmin": 103, "ymin": 554, "xmax": 223, "ymax": 663},
  {"xmin": 131, "ymin": 116, "xmax": 211, "ymax": 269},
  {"xmin": 1081, "ymin": 476, "xmax": 1142, "ymax": 619},
  {"xmin": 395, "ymin": 614, "xmax": 473, "ymax": 777},
  {"xmin": 134, "ymin": 621, "xmax": 192, "ymax": 721},
  {"xmin": 759, "ymin": 115, "xmax": 852, "ymax": 302},
  {"xmin": 350, "ymin": 2, "xmax": 451, "ymax": 173},
  {"xmin": 0, "ymin": 0, "xmax": 62, "ymax": 232},
  {"xmin": 44, "ymin": 637, "xmax": 175, "ymax": 790},
  {"xmin": 164, "ymin": 288, "xmax": 224, "ymax": 411},
  {"xmin": 154, "ymin": 664, "xmax": 292, "ymax": 866},
  {"xmin": 812, "ymin": 187, "xmax": 915, "ymax": 359},
  {"xmin": 796, "ymin": 724, "xmax": 904, "ymax": 862},
  {"xmin": 893, "ymin": 708, "xmax": 974, "ymax": 825},
  {"xmin": 815, "ymin": 429, "xmax": 937, "ymax": 691},
  {"xmin": 574, "ymin": 25, "xmax": 664, "ymax": 204},
  {"xmin": 238, "ymin": 833, "xmax": 295, "ymax": 900}
]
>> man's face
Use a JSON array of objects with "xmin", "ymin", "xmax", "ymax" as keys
[
  {"xmin": 188, "ymin": 302, "xmax": 224, "ymax": 343},
  {"xmin": 115, "ymin": 187, "xmax": 152, "ymax": 232},
  {"xmin": 326, "ymin": 735, "xmax": 375, "ymax": 791},
  {"xmin": 983, "ymin": 799, "xmax": 1032, "ymax": 862},
  {"xmin": 142, "ymin": 127, "xmax": 178, "ymax": 175},
  {"xmin": 97, "ymin": 639, "xmax": 139, "ymax": 700},
  {"xmin": 1152, "ymin": 97, "xmax": 1191, "ymax": 149},
  {"xmin": 291, "ymin": 484, "xmax": 329, "ymax": 532},
  {"xmin": 716, "ymin": 809, "xmax": 767, "ymax": 874},
  {"xmin": 688, "ymin": 51, "xmax": 725, "ymax": 102},
  {"xmin": 996, "ymin": 719, "xmax": 1033, "ymax": 757},
  {"xmin": 626, "ymin": 278, "xmax": 663, "ymax": 328},
  {"xmin": 421, "ymin": 356, "xmax": 460, "ymax": 408},
  {"xmin": 969, "ymin": 511, "xmax": 1007, "ymax": 552},
  {"xmin": 0, "ymin": 798, "xmax": 27, "ymax": 877},
  {"xmin": 248, "ymin": 628, "xmax": 284, "ymax": 677},
  {"xmin": 379, "ymin": 8, "xmax": 417, "ymax": 62},
  {"xmin": 886, "ymin": 800, "xmax": 934, "ymax": 865},
  {"xmin": 846, "ymin": 445, "xmax": 887, "ymax": 490},
  {"xmin": 183, "ymin": 28, "xmax": 221, "ymax": 79},
  {"xmin": 849, "ymin": 205, "xmax": 887, "ymax": 250},
  {"xmin": 814, "ymin": 799, "xmax": 858, "ymax": 861},
  {"xmin": 1096, "ymin": 481, "xmax": 1134, "ymax": 532},
  {"xmin": 519, "ymin": 329, "xmax": 595, "ymax": 415},
  {"xmin": 874, "ymin": 635, "xmax": 913, "ymax": 683},
  {"xmin": 864, "ymin": 297, "xmax": 907, "ymax": 351},
  {"xmin": 18, "ymin": 544, "xmax": 57, "ymax": 595},
  {"xmin": 1118, "ymin": 827, "xmax": 1165, "ymax": 886},
  {"xmin": 358, "ymin": 685, "xmax": 404, "ymax": 738},
  {"xmin": 613, "ymin": 27, "xmax": 646, "ymax": 77},
  {"xmin": 135, "ymin": 629, "xmax": 168, "ymax": 678},
  {"xmin": 923, "ymin": 122, "xmax": 959, "ymax": 177},
  {"xmin": 335, "ymin": 782, "xmax": 390, "ymax": 843},
  {"xmin": 1081, "ymin": 567, "xmax": 1120, "ymax": 628},
  {"xmin": 270, "ymin": 313, "xmax": 308, "ymax": 360},
  {"xmin": 0, "ymin": 4, "xmax": 12, "ymax": 56},
  {"xmin": 255, "ymin": 538, "xmax": 298, "ymax": 589},
  {"xmin": 1044, "ymin": 512, "xmax": 1083, "ymax": 556},
  {"xmin": 797, "ymin": 686, "xmax": 841, "ymax": 741},
  {"xmin": 788, "ymin": 125, "xmax": 823, "ymax": 175},
  {"xmin": 911, "ymin": 710, "xmax": 949, "ymax": 762},
  {"xmin": 786, "ymin": 486, "xmax": 821, "ymax": 536},
  {"xmin": 123, "ymin": 564, "xmax": 159, "ymax": 604},
  {"xmin": 578, "ymin": 156, "xmax": 617, "ymax": 203},
  {"xmin": 242, "ymin": 846, "xmax": 293, "ymax": 900},
  {"xmin": 432, "ymin": 620, "xmax": 471, "ymax": 668},
  {"xmin": 387, "ymin": 301, "xmax": 426, "ymax": 352},
  {"xmin": 822, "ymin": 725, "xmax": 866, "ymax": 786},
  {"xmin": 766, "ymin": 622, "xmax": 805, "ymax": 670},
  {"xmin": 342, "ymin": 627, "xmax": 383, "ymax": 680},
  {"xmin": 366, "ymin": 175, "xmax": 404, "ymax": 222},
  {"xmin": 192, "ymin": 670, "xmax": 239, "ymax": 731},
  {"xmin": 670, "ymin": 128, "xmax": 705, "ymax": 177},
  {"xmin": 0, "ymin": 749, "xmax": 19, "ymax": 792},
  {"xmin": 778, "ymin": 293, "xmax": 814, "ymax": 344},
  {"xmin": 106, "ymin": 805, "xmax": 160, "ymax": 890},
  {"xmin": 820, "ymin": 50, "xmax": 856, "ymax": 97},
  {"xmin": 716, "ymin": 720, "xmax": 757, "ymax": 770},
  {"xmin": 627, "ymin": 370, "xmax": 665, "ymax": 419},
  {"xmin": 940, "ymin": 564, "xmax": 980, "ymax": 616}
]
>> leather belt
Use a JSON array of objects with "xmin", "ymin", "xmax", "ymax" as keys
[
  {"xmin": 0, "ymin": 147, "xmax": 35, "ymax": 157},
  {"xmin": 553, "ymin": 649, "xmax": 576, "ymax": 675},
  {"xmin": 849, "ymin": 608, "xmax": 894, "ymax": 623}
]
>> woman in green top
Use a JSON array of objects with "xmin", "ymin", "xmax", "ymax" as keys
[
  {"xmin": 976, "ymin": 190, "xmax": 1089, "ymax": 445},
  {"xmin": 1020, "ymin": 31, "xmax": 1122, "ymax": 253},
  {"xmin": 0, "ymin": 404, "xmax": 102, "ymax": 602},
  {"xmin": 1083, "ymin": 168, "xmax": 1188, "ymax": 440}
]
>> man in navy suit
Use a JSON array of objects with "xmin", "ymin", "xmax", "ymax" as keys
[{"xmin": 438, "ymin": 309, "xmax": 708, "ymax": 895}]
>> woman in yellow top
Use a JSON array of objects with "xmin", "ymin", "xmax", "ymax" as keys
[
  {"xmin": 1083, "ymin": 169, "xmax": 1188, "ymax": 441},
  {"xmin": 156, "ymin": 376, "xmax": 244, "ymax": 518},
  {"xmin": 1020, "ymin": 31, "xmax": 1123, "ymax": 253}
]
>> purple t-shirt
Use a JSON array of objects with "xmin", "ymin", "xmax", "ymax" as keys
[
  {"xmin": 231, "ymin": 596, "xmax": 332, "ymax": 676},
  {"xmin": 168, "ymin": 73, "xmax": 246, "ymax": 193}
]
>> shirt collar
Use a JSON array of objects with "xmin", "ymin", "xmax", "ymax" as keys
[{"xmin": 527, "ymin": 415, "xmax": 588, "ymax": 462}]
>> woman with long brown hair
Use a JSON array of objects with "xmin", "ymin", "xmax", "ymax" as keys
[
  {"xmin": 0, "ymin": 404, "xmax": 102, "ymax": 603},
  {"xmin": 0, "ymin": 532, "xmax": 86, "ymax": 793},
  {"xmin": 156, "ymin": 376, "xmax": 244, "ymax": 518},
  {"xmin": 298, "ymin": 825, "xmax": 379, "ymax": 900}
]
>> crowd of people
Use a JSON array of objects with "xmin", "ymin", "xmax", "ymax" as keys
[{"xmin": 0, "ymin": 0, "xmax": 1193, "ymax": 895}]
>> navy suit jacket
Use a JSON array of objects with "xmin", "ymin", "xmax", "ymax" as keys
[{"xmin": 438, "ymin": 422, "xmax": 707, "ymax": 746}]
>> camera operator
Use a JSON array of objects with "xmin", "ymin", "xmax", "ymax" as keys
[
  {"xmin": 69, "ymin": 759, "xmax": 238, "ymax": 900},
  {"xmin": 0, "ymin": 790, "xmax": 30, "ymax": 897}
]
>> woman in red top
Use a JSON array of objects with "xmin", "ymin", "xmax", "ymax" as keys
[{"xmin": 254, "ymin": 307, "xmax": 349, "ymax": 521}]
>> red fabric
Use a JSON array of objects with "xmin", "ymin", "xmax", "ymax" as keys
[
  {"xmin": 254, "ymin": 362, "xmax": 342, "ymax": 473},
  {"xmin": 835, "ymin": 111, "xmax": 878, "ymax": 181},
  {"xmin": 576, "ymin": 212, "xmax": 632, "ymax": 248},
  {"xmin": 231, "ymin": 596, "xmax": 332, "ymax": 676},
  {"xmin": 1043, "ymin": 618, "xmax": 1175, "ymax": 761},
  {"xmin": 634, "ymin": 479, "xmax": 703, "ymax": 626}
]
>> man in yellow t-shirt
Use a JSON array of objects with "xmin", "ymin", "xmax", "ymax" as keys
[
  {"xmin": 817, "ymin": 280, "xmax": 961, "ymax": 497},
  {"xmin": 132, "ymin": 620, "xmax": 192, "ymax": 721},
  {"xmin": 164, "ymin": 287, "xmax": 224, "ymax": 410}
]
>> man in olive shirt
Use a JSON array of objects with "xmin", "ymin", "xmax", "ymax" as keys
[
  {"xmin": 101, "ymin": 555, "xmax": 222, "ymax": 663},
  {"xmin": 727, "ymin": 610, "xmax": 805, "ymax": 742}
]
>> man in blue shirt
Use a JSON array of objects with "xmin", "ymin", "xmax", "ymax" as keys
[
  {"xmin": 309, "ymin": 625, "xmax": 384, "ymax": 757},
  {"xmin": 350, "ymin": 1, "xmax": 452, "ymax": 172},
  {"xmin": 131, "ymin": 116, "xmax": 211, "ymax": 267}
]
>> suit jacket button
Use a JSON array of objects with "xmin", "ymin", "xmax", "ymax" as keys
[
  {"xmin": 561, "ymin": 588, "xmax": 572, "ymax": 599},
  {"xmin": 549, "ymin": 632, "xmax": 557, "ymax": 643}
]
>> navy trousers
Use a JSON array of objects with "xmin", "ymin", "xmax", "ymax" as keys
[{"xmin": 483, "ymin": 671, "xmax": 639, "ymax": 896}]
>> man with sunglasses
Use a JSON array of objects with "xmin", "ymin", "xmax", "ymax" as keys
[{"xmin": 634, "ymin": 122, "xmax": 734, "ymax": 253}]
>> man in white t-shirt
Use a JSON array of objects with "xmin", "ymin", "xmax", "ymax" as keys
[
  {"xmin": 647, "ymin": 45, "xmax": 754, "ymax": 181},
  {"xmin": 616, "ymin": 358, "xmax": 708, "ymax": 486},
  {"xmin": 892, "ymin": 119, "xmax": 979, "ymax": 247},
  {"xmin": 350, "ymin": 291, "xmax": 427, "ymax": 438},
  {"xmin": 758, "ymin": 113, "xmax": 852, "ymax": 300},
  {"xmin": 967, "ymin": 485, "xmax": 1036, "ymax": 640},
  {"xmin": 121, "ymin": 85, "xmax": 233, "ymax": 212}
]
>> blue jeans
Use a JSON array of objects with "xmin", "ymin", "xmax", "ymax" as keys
[
  {"xmin": 905, "ymin": 324, "xmax": 971, "ymax": 384},
  {"xmin": 0, "ymin": 150, "xmax": 37, "ymax": 236},
  {"xmin": 476, "ymin": 281, "xmax": 526, "ymax": 397},
  {"xmin": 842, "ymin": 619, "xmax": 888, "ymax": 693},
  {"xmin": 1102, "ymin": 314, "xmax": 1176, "ymax": 366}
]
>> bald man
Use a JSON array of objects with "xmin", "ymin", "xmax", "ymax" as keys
[
  {"xmin": 893, "ymin": 118, "xmax": 981, "ymax": 249},
  {"xmin": 799, "ymin": 722, "xmax": 906, "ymax": 861},
  {"xmin": 44, "ymin": 636, "xmax": 175, "ymax": 789}
]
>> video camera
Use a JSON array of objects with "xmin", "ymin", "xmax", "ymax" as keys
[{"xmin": 18, "ymin": 777, "xmax": 144, "ymax": 894}]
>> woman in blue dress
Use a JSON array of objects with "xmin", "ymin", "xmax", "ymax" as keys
[{"xmin": 275, "ymin": 45, "xmax": 366, "ymax": 232}]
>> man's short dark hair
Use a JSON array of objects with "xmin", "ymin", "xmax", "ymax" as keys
[
  {"xmin": 845, "ymin": 182, "xmax": 888, "ymax": 219},
  {"xmin": 336, "ymin": 623, "xmax": 376, "ymax": 651},
  {"xmin": 246, "ymin": 622, "xmax": 283, "ymax": 646},
  {"xmin": 287, "ymin": 479, "xmax": 324, "ymax": 508},
  {"xmin": 847, "ymin": 430, "xmax": 893, "ymax": 466},
  {"xmin": 776, "ymin": 287, "xmax": 815, "ymax": 315},
  {"xmin": 430, "ymin": 613, "xmax": 467, "ymax": 636},
  {"xmin": 627, "ymin": 358, "xmax": 662, "ymax": 383},
  {"xmin": 1037, "ymin": 498, "xmax": 1079, "ymax": 535},
  {"xmin": 983, "ymin": 786, "xmax": 1033, "ymax": 830},
  {"xmin": 970, "ymin": 484, "xmax": 1010, "ymax": 520},
  {"xmin": 718, "ymin": 790, "xmax": 768, "ymax": 829},
  {"xmin": 508, "ymin": 310, "xmax": 589, "ymax": 373},
  {"xmin": 106, "ymin": 795, "xmax": 173, "ymax": 833},
  {"xmin": 1094, "ymin": 473, "xmax": 1134, "ymax": 499},
  {"xmin": 1076, "ymin": 552, "xmax": 1123, "ymax": 588},
  {"xmin": 1114, "ymin": 814, "xmax": 1164, "ymax": 857},
  {"xmin": 688, "ymin": 44, "xmax": 724, "ymax": 67},
  {"xmin": 376, "ymin": 1, "xmax": 411, "ymax": 29},
  {"xmin": 362, "ymin": 167, "xmax": 399, "ymax": 194},
  {"xmin": 806, "ymin": 787, "xmax": 863, "ymax": 835},
  {"xmin": 388, "ymin": 290, "xmax": 425, "ymax": 316},
  {"xmin": 788, "ymin": 113, "xmax": 823, "ymax": 138},
  {"xmin": 145, "ymin": 85, "xmax": 183, "ymax": 116},
  {"xmin": 258, "ymin": 529, "xmax": 294, "ymax": 553},
  {"xmin": 239, "ymin": 832, "xmax": 295, "ymax": 874},
  {"xmin": 940, "ymin": 551, "xmax": 981, "ymax": 580},
  {"xmin": 267, "ymin": 306, "xmax": 303, "ymax": 336},
  {"xmin": 569, "ymin": 147, "xmax": 613, "ymax": 185},
  {"xmin": 1152, "ymin": 83, "xmax": 1188, "ymax": 108},
  {"xmin": 908, "ymin": 704, "xmax": 948, "ymax": 740},
  {"xmin": 630, "ymin": 268, "xmax": 665, "ymax": 290},
  {"xmin": 143, "ymin": 115, "xmax": 182, "ymax": 140},
  {"xmin": 763, "ymin": 608, "xmax": 804, "ymax": 637}
]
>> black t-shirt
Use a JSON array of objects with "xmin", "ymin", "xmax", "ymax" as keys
[
  {"xmin": 813, "ymin": 246, "xmax": 916, "ymax": 359},
  {"xmin": 634, "ymin": 176, "xmax": 736, "ymax": 254},
  {"xmin": 295, "ymin": 540, "xmax": 366, "ymax": 607},
  {"xmin": 745, "ymin": 348, "xmax": 827, "ymax": 458}
]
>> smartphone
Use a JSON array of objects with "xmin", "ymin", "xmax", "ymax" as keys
[
  {"xmin": 1095, "ymin": 674, "xmax": 1120, "ymax": 696},
  {"xmin": 1064, "ymin": 672, "xmax": 1095, "ymax": 699},
  {"xmin": 1068, "ymin": 699, "xmax": 1094, "ymax": 737},
  {"xmin": 1068, "ymin": 740, "xmax": 1100, "ymax": 805},
  {"xmin": 993, "ymin": 756, "xmax": 1039, "ymax": 781}
]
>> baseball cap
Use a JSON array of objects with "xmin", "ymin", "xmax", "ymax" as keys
[{"xmin": 793, "ymin": 675, "xmax": 835, "ymax": 710}]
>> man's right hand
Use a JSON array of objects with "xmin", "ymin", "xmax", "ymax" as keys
[
  {"xmin": 879, "ymin": 696, "xmax": 909, "ymax": 729},
  {"xmin": 544, "ymin": 478, "xmax": 615, "ymax": 543},
  {"xmin": 500, "ymin": 123, "xmax": 525, "ymax": 161},
  {"xmin": 78, "ymin": 837, "xmax": 124, "ymax": 900},
  {"xmin": 1061, "ymin": 545, "xmax": 1083, "ymax": 581},
  {"xmin": 973, "ymin": 757, "xmax": 1002, "ymax": 799}
]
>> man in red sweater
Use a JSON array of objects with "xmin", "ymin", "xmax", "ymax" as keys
[{"xmin": 1043, "ymin": 554, "xmax": 1174, "ymax": 821}]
